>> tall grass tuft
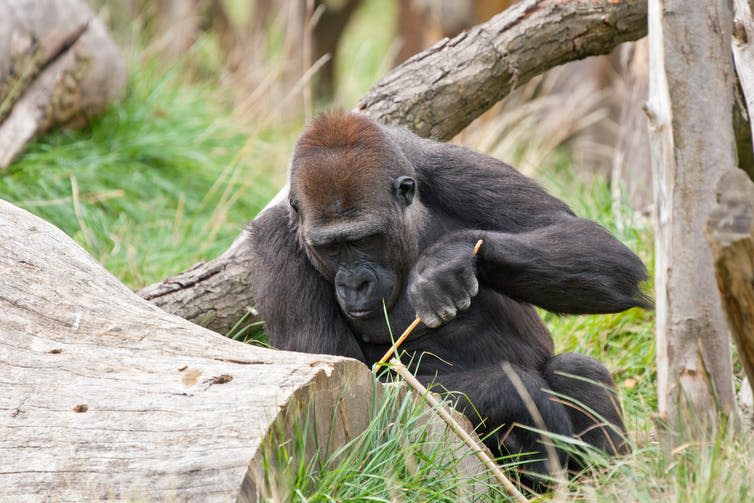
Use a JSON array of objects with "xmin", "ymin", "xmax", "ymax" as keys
[
  {"xmin": 0, "ymin": 60, "xmax": 277, "ymax": 288},
  {"xmin": 4, "ymin": 1, "xmax": 753, "ymax": 500},
  {"xmin": 263, "ymin": 377, "xmax": 514, "ymax": 503}
]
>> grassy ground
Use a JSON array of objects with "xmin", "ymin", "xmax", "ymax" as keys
[{"xmin": 3, "ymin": 1, "xmax": 752, "ymax": 501}]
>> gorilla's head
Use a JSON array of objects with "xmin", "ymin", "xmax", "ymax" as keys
[{"xmin": 288, "ymin": 111, "xmax": 423, "ymax": 324}]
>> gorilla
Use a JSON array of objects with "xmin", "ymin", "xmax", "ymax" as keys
[{"xmin": 249, "ymin": 110, "xmax": 649, "ymax": 482}]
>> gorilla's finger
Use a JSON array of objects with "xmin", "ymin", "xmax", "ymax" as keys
[
  {"xmin": 465, "ymin": 275, "xmax": 480, "ymax": 297},
  {"xmin": 438, "ymin": 275, "xmax": 468, "ymax": 305},
  {"xmin": 437, "ymin": 302, "xmax": 457, "ymax": 322},
  {"xmin": 410, "ymin": 283, "xmax": 442, "ymax": 328},
  {"xmin": 422, "ymin": 312, "xmax": 442, "ymax": 328},
  {"xmin": 424, "ymin": 289, "xmax": 456, "ymax": 323},
  {"xmin": 456, "ymin": 295, "xmax": 472, "ymax": 311},
  {"xmin": 411, "ymin": 295, "xmax": 431, "ymax": 317}
]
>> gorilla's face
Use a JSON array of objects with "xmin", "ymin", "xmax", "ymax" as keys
[
  {"xmin": 309, "ymin": 230, "xmax": 400, "ymax": 320},
  {"xmin": 288, "ymin": 111, "xmax": 419, "ymax": 336},
  {"xmin": 293, "ymin": 174, "xmax": 417, "ymax": 323}
]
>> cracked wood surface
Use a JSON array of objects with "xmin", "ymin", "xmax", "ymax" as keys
[
  {"xmin": 0, "ymin": 199, "xmax": 375, "ymax": 502},
  {"xmin": 139, "ymin": 0, "xmax": 649, "ymax": 335}
]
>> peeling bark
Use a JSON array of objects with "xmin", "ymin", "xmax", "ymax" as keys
[
  {"xmin": 732, "ymin": 0, "xmax": 754, "ymax": 180},
  {"xmin": 707, "ymin": 169, "xmax": 754, "ymax": 419}
]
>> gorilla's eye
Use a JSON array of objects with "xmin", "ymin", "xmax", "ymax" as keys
[
  {"xmin": 393, "ymin": 176, "xmax": 415, "ymax": 206},
  {"xmin": 289, "ymin": 199, "xmax": 299, "ymax": 213},
  {"xmin": 312, "ymin": 242, "xmax": 340, "ymax": 262},
  {"xmin": 354, "ymin": 233, "xmax": 384, "ymax": 252}
]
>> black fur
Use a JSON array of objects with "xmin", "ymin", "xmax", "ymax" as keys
[{"xmin": 249, "ymin": 112, "xmax": 647, "ymax": 484}]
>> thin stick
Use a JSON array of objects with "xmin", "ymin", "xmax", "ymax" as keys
[
  {"xmin": 472, "ymin": 238, "xmax": 484, "ymax": 256},
  {"xmin": 391, "ymin": 359, "xmax": 529, "ymax": 503},
  {"xmin": 376, "ymin": 239, "xmax": 484, "ymax": 366},
  {"xmin": 376, "ymin": 317, "xmax": 421, "ymax": 365}
]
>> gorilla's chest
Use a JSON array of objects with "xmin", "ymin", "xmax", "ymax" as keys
[{"xmin": 357, "ymin": 289, "xmax": 553, "ymax": 372}]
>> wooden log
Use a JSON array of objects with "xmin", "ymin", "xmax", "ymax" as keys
[
  {"xmin": 0, "ymin": 0, "xmax": 126, "ymax": 168},
  {"xmin": 706, "ymin": 168, "xmax": 754, "ymax": 412},
  {"xmin": 0, "ymin": 199, "xmax": 376, "ymax": 502},
  {"xmin": 139, "ymin": 0, "xmax": 649, "ymax": 335}
]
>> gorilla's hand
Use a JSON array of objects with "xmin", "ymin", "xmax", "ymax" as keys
[{"xmin": 408, "ymin": 238, "xmax": 480, "ymax": 328}]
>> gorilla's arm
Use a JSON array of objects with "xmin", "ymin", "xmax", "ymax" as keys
[
  {"xmin": 248, "ymin": 204, "xmax": 365, "ymax": 360},
  {"xmin": 402, "ymin": 139, "xmax": 649, "ymax": 318},
  {"xmin": 474, "ymin": 222, "xmax": 650, "ymax": 313}
]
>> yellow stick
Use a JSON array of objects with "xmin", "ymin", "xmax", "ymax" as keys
[
  {"xmin": 376, "ymin": 317, "xmax": 421, "ymax": 365},
  {"xmin": 372, "ymin": 239, "xmax": 526, "ymax": 499}
]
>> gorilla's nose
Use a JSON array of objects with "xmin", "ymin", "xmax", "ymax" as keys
[{"xmin": 335, "ymin": 268, "xmax": 377, "ymax": 304}]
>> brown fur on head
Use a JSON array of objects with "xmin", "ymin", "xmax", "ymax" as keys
[
  {"xmin": 288, "ymin": 110, "xmax": 425, "ymax": 284},
  {"xmin": 290, "ymin": 110, "xmax": 406, "ymax": 225}
]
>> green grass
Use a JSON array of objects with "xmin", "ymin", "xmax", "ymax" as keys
[
  {"xmin": 260, "ymin": 378, "xmax": 512, "ymax": 503},
  {"xmin": 540, "ymin": 161, "xmax": 658, "ymax": 421}
]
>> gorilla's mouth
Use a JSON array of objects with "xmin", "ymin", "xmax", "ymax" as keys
[{"xmin": 348, "ymin": 308, "xmax": 377, "ymax": 319}]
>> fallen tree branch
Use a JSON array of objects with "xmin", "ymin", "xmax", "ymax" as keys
[
  {"xmin": 358, "ymin": 0, "xmax": 648, "ymax": 141},
  {"xmin": 140, "ymin": 0, "xmax": 648, "ymax": 335},
  {"xmin": 0, "ymin": 0, "xmax": 126, "ymax": 168}
]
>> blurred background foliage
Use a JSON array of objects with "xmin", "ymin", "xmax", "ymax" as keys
[{"xmin": 6, "ymin": 2, "xmax": 753, "ymax": 499}]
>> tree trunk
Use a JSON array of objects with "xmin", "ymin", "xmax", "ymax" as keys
[
  {"xmin": 733, "ymin": 0, "xmax": 754, "ymax": 181},
  {"xmin": 706, "ymin": 168, "xmax": 754, "ymax": 420},
  {"xmin": 646, "ymin": 0, "xmax": 739, "ymax": 437},
  {"xmin": 0, "ymin": 0, "xmax": 127, "ymax": 168},
  {"xmin": 0, "ymin": 199, "xmax": 376, "ymax": 501},
  {"xmin": 140, "ymin": 0, "xmax": 649, "ymax": 335}
]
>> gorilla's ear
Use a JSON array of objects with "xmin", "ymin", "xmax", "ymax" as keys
[
  {"xmin": 393, "ymin": 176, "xmax": 415, "ymax": 206},
  {"xmin": 289, "ymin": 198, "xmax": 299, "ymax": 213}
]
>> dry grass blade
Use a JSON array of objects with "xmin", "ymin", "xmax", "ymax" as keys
[{"xmin": 502, "ymin": 361, "xmax": 568, "ymax": 497}]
